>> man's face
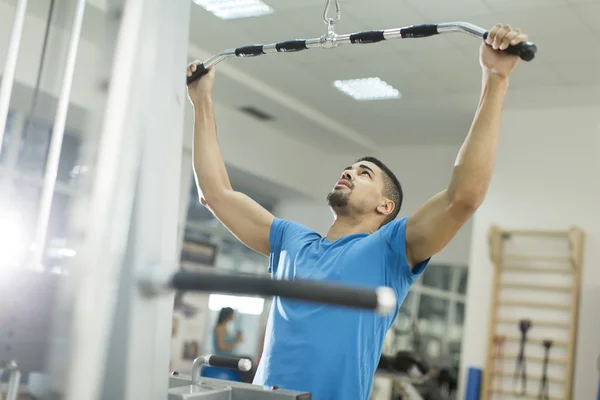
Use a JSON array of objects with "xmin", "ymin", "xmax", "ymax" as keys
[{"xmin": 326, "ymin": 161, "xmax": 392, "ymax": 218}]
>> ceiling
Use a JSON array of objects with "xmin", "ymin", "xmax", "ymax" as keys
[
  {"xmin": 188, "ymin": 0, "xmax": 600, "ymax": 152},
  {"xmin": 6, "ymin": 0, "xmax": 600, "ymax": 154}
]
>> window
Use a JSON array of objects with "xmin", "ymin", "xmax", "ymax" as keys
[
  {"xmin": 0, "ymin": 111, "xmax": 14, "ymax": 163},
  {"xmin": 17, "ymin": 118, "xmax": 52, "ymax": 175},
  {"xmin": 421, "ymin": 264, "xmax": 453, "ymax": 291},
  {"xmin": 0, "ymin": 109, "xmax": 82, "ymax": 268},
  {"xmin": 395, "ymin": 263, "xmax": 469, "ymax": 373}
]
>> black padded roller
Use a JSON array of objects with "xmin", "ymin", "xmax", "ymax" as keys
[
  {"xmin": 276, "ymin": 40, "xmax": 308, "ymax": 52},
  {"xmin": 170, "ymin": 271, "xmax": 396, "ymax": 314},
  {"xmin": 400, "ymin": 24, "xmax": 439, "ymax": 38},
  {"xmin": 235, "ymin": 45, "xmax": 265, "ymax": 57},
  {"xmin": 350, "ymin": 30, "xmax": 386, "ymax": 44},
  {"xmin": 201, "ymin": 355, "xmax": 252, "ymax": 371}
]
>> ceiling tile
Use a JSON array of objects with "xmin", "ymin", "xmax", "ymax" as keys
[
  {"xmin": 405, "ymin": 0, "xmax": 493, "ymax": 22},
  {"xmin": 265, "ymin": 0, "xmax": 352, "ymax": 12},
  {"xmin": 468, "ymin": 5, "xmax": 593, "ymax": 38},
  {"xmin": 299, "ymin": 53, "xmax": 449, "ymax": 96},
  {"xmin": 531, "ymin": 34, "xmax": 600, "ymax": 63},
  {"xmin": 342, "ymin": 0, "xmax": 429, "ymax": 30},
  {"xmin": 188, "ymin": 0, "xmax": 600, "ymax": 152},
  {"xmin": 573, "ymin": 2, "xmax": 600, "ymax": 33},
  {"xmin": 484, "ymin": 0, "xmax": 569, "ymax": 13},
  {"xmin": 508, "ymin": 59, "xmax": 563, "ymax": 89},
  {"xmin": 427, "ymin": 62, "xmax": 484, "ymax": 94},
  {"xmin": 547, "ymin": 59, "xmax": 600, "ymax": 85}
]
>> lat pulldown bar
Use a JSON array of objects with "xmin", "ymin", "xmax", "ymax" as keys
[{"xmin": 187, "ymin": 22, "xmax": 538, "ymax": 85}]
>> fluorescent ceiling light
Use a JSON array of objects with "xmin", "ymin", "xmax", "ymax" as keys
[
  {"xmin": 333, "ymin": 77, "xmax": 401, "ymax": 101},
  {"xmin": 209, "ymin": 294, "xmax": 265, "ymax": 315},
  {"xmin": 193, "ymin": 0, "xmax": 274, "ymax": 20}
]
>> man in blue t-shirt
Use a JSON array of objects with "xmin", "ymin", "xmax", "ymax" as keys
[{"xmin": 186, "ymin": 24, "xmax": 529, "ymax": 399}]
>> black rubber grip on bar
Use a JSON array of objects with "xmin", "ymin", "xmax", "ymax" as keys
[
  {"xmin": 350, "ymin": 30, "xmax": 386, "ymax": 44},
  {"xmin": 204, "ymin": 355, "xmax": 245, "ymax": 370},
  {"xmin": 400, "ymin": 24, "xmax": 439, "ymax": 38},
  {"xmin": 482, "ymin": 32, "xmax": 537, "ymax": 62},
  {"xmin": 235, "ymin": 45, "xmax": 265, "ymax": 57},
  {"xmin": 276, "ymin": 40, "xmax": 308, "ymax": 52},
  {"xmin": 186, "ymin": 63, "xmax": 209, "ymax": 85},
  {"xmin": 171, "ymin": 271, "xmax": 381, "ymax": 311}
]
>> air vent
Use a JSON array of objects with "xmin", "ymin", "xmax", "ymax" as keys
[{"xmin": 239, "ymin": 106, "xmax": 274, "ymax": 121}]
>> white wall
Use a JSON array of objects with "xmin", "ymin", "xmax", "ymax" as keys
[{"xmin": 459, "ymin": 106, "xmax": 600, "ymax": 399}]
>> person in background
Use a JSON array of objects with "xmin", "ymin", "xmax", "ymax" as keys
[{"xmin": 213, "ymin": 307, "xmax": 243, "ymax": 356}]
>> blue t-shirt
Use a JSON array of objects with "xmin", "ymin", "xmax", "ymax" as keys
[{"xmin": 252, "ymin": 217, "xmax": 430, "ymax": 399}]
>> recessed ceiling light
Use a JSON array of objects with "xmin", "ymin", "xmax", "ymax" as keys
[
  {"xmin": 193, "ymin": 0, "xmax": 275, "ymax": 20},
  {"xmin": 333, "ymin": 78, "xmax": 401, "ymax": 101}
]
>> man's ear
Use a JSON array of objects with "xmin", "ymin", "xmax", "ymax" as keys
[{"xmin": 376, "ymin": 199, "xmax": 395, "ymax": 217}]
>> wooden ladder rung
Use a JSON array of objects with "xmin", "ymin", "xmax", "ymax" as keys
[
  {"xmin": 489, "ymin": 389, "xmax": 562, "ymax": 400},
  {"xmin": 504, "ymin": 336, "xmax": 568, "ymax": 347},
  {"xmin": 494, "ymin": 371, "xmax": 565, "ymax": 384},
  {"xmin": 498, "ymin": 300, "xmax": 570, "ymax": 310},
  {"xmin": 502, "ymin": 229, "xmax": 570, "ymax": 238},
  {"xmin": 502, "ymin": 265, "xmax": 573, "ymax": 274},
  {"xmin": 500, "ymin": 282, "xmax": 572, "ymax": 292},
  {"xmin": 504, "ymin": 254, "xmax": 571, "ymax": 262},
  {"xmin": 496, "ymin": 318, "xmax": 570, "ymax": 329},
  {"xmin": 498, "ymin": 353, "xmax": 567, "ymax": 365}
]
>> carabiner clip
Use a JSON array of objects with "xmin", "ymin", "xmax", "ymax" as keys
[{"xmin": 323, "ymin": 0, "xmax": 341, "ymax": 25}]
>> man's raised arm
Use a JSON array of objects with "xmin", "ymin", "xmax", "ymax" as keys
[
  {"xmin": 405, "ymin": 24, "xmax": 529, "ymax": 267},
  {"xmin": 187, "ymin": 63, "xmax": 274, "ymax": 256}
]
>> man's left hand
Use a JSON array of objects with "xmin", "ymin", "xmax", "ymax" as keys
[{"xmin": 480, "ymin": 24, "xmax": 529, "ymax": 79}]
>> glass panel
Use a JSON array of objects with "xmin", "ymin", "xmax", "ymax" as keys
[
  {"xmin": 186, "ymin": 182, "xmax": 215, "ymax": 223},
  {"xmin": 393, "ymin": 290, "xmax": 414, "ymax": 334},
  {"xmin": 458, "ymin": 267, "xmax": 468, "ymax": 295},
  {"xmin": 422, "ymin": 264, "xmax": 453, "ymax": 291},
  {"xmin": 58, "ymin": 133, "xmax": 82, "ymax": 184},
  {"xmin": 455, "ymin": 302, "xmax": 465, "ymax": 326},
  {"xmin": 1, "ymin": 183, "xmax": 40, "ymax": 267},
  {"xmin": 0, "ymin": 110, "xmax": 14, "ymax": 163},
  {"xmin": 417, "ymin": 294, "xmax": 449, "ymax": 337},
  {"xmin": 16, "ymin": 118, "xmax": 51, "ymax": 175},
  {"xmin": 0, "ymin": 0, "xmax": 122, "ymax": 393}
]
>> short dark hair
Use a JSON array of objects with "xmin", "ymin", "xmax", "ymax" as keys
[{"xmin": 356, "ymin": 156, "xmax": 403, "ymax": 225}]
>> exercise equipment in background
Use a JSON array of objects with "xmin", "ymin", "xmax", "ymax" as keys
[
  {"xmin": 465, "ymin": 367, "xmax": 482, "ymax": 400},
  {"xmin": 538, "ymin": 339, "xmax": 553, "ymax": 400},
  {"xmin": 187, "ymin": 0, "xmax": 537, "ymax": 85},
  {"xmin": 482, "ymin": 226, "xmax": 585, "ymax": 400},
  {"xmin": 169, "ymin": 354, "xmax": 310, "ymax": 399},
  {"xmin": 492, "ymin": 335, "xmax": 506, "ymax": 393},
  {"xmin": 0, "ymin": 360, "xmax": 21, "ymax": 400},
  {"xmin": 513, "ymin": 319, "xmax": 532, "ymax": 394},
  {"xmin": 374, "ymin": 307, "xmax": 456, "ymax": 400}
]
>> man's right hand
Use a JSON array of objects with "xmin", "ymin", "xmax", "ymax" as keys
[{"xmin": 186, "ymin": 61, "xmax": 215, "ymax": 105}]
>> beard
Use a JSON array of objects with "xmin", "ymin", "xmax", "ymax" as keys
[{"xmin": 326, "ymin": 189, "xmax": 350, "ymax": 215}]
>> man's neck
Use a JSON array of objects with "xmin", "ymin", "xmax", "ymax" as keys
[{"xmin": 326, "ymin": 216, "xmax": 379, "ymax": 242}]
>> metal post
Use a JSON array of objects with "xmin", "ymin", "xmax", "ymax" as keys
[
  {"xmin": 0, "ymin": 0, "xmax": 28, "ymax": 158},
  {"xmin": 55, "ymin": 0, "xmax": 191, "ymax": 399},
  {"xmin": 30, "ymin": 0, "xmax": 87, "ymax": 270}
]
